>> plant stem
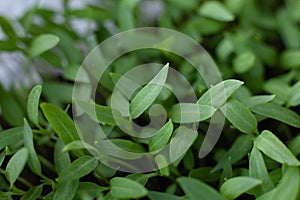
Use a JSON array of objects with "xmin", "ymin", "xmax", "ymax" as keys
[
  {"xmin": 17, "ymin": 177, "xmax": 33, "ymax": 188},
  {"xmin": 37, "ymin": 155, "xmax": 57, "ymax": 173}
]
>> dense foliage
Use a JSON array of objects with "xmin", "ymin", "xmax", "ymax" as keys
[{"xmin": 0, "ymin": 0, "xmax": 300, "ymax": 199}]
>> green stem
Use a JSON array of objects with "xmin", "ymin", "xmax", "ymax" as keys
[
  {"xmin": 39, "ymin": 174, "xmax": 56, "ymax": 186},
  {"xmin": 17, "ymin": 177, "xmax": 33, "ymax": 188},
  {"xmin": 38, "ymin": 155, "xmax": 57, "ymax": 173},
  {"xmin": 11, "ymin": 186, "xmax": 26, "ymax": 195}
]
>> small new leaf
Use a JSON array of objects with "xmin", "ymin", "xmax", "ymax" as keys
[
  {"xmin": 27, "ymin": 85, "xmax": 42, "ymax": 125},
  {"xmin": 149, "ymin": 119, "xmax": 173, "ymax": 152},
  {"xmin": 130, "ymin": 63, "xmax": 169, "ymax": 119}
]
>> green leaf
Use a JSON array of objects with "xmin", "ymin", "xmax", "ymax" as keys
[
  {"xmin": 288, "ymin": 81, "xmax": 300, "ymax": 107},
  {"xmin": 0, "ymin": 86, "xmax": 25, "ymax": 126},
  {"xmin": 263, "ymin": 79, "xmax": 290, "ymax": 101},
  {"xmin": 269, "ymin": 169, "xmax": 282, "ymax": 186},
  {"xmin": 233, "ymin": 51, "xmax": 256, "ymax": 74},
  {"xmin": 20, "ymin": 185, "xmax": 43, "ymax": 200},
  {"xmin": 169, "ymin": 103, "xmax": 216, "ymax": 123},
  {"xmin": 270, "ymin": 167, "xmax": 300, "ymax": 200},
  {"xmin": 276, "ymin": 9, "xmax": 300, "ymax": 49},
  {"xmin": 251, "ymin": 103, "xmax": 300, "ymax": 128},
  {"xmin": 129, "ymin": 63, "xmax": 169, "ymax": 119},
  {"xmin": 0, "ymin": 151, "xmax": 5, "ymax": 167},
  {"xmin": 216, "ymin": 37, "xmax": 234, "ymax": 61},
  {"xmin": 0, "ymin": 127, "xmax": 23, "ymax": 150},
  {"xmin": 219, "ymin": 158, "xmax": 233, "ymax": 186},
  {"xmin": 77, "ymin": 182, "xmax": 107, "ymax": 199},
  {"xmin": 5, "ymin": 147, "xmax": 29, "ymax": 187},
  {"xmin": 41, "ymin": 50, "xmax": 62, "ymax": 68},
  {"xmin": 27, "ymin": 85, "xmax": 42, "ymax": 125},
  {"xmin": 197, "ymin": 79, "xmax": 244, "ymax": 108},
  {"xmin": 155, "ymin": 154, "xmax": 170, "ymax": 176},
  {"xmin": 44, "ymin": 192, "xmax": 54, "ymax": 200},
  {"xmin": 148, "ymin": 191, "xmax": 184, "ymax": 200},
  {"xmin": 96, "ymin": 139, "xmax": 145, "ymax": 160},
  {"xmin": 183, "ymin": 149, "xmax": 195, "ymax": 170},
  {"xmin": 117, "ymin": 0, "xmax": 139, "ymax": 31},
  {"xmin": 254, "ymin": 130, "xmax": 300, "ymax": 166},
  {"xmin": 62, "ymin": 140, "xmax": 100, "ymax": 155},
  {"xmin": 110, "ymin": 139, "xmax": 145, "ymax": 153},
  {"xmin": 220, "ymin": 176, "xmax": 262, "ymax": 200},
  {"xmin": 189, "ymin": 167, "xmax": 221, "ymax": 183},
  {"xmin": 256, "ymin": 190, "xmax": 275, "ymax": 200},
  {"xmin": 54, "ymin": 179, "xmax": 79, "ymax": 200},
  {"xmin": 243, "ymin": 95, "xmax": 276, "ymax": 107},
  {"xmin": 166, "ymin": 0, "xmax": 197, "ymax": 10},
  {"xmin": 198, "ymin": 1, "xmax": 235, "ymax": 22},
  {"xmin": 279, "ymin": 50, "xmax": 300, "ymax": 69},
  {"xmin": 58, "ymin": 156, "xmax": 98, "ymax": 183},
  {"xmin": 41, "ymin": 103, "xmax": 80, "ymax": 144},
  {"xmin": 220, "ymin": 99, "xmax": 257, "ymax": 134},
  {"xmin": 185, "ymin": 17, "xmax": 225, "ymax": 36},
  {"xmin": 177, "ymin": 177, "xmax": 225, "ymax": 200},
  {"xmin": 108, "ymin": 90, "xmax": 130, "ymax": 118},
  {"xmin": 149, "ymin": 119, "xmax": 173, "ymax": 151},
  {"xmin": 110, "ymin": 72, "xmax": 141, "ymax": 100},
  {"xmin": 249, "ymin": 147, "xmax": 274, "ymax": 194},
  {"xmin": 29, "ymin": 34, "xmax": 60, "ymax": 58},
  {"xmin": 110, "ymin": 177, "xmax": 148, "ymax": 199},
  {"xmin": 224, "ymin": 0, "xmax": 245, "ymax": 14},
  {"xmin": 289, "ymin": 134, "xmax": 300, "ymax": 156},
  {"xmin": 54, "ymin": 139, "xmax": 71, "ymax": 174},
  {"xmin": 0, "ymin": 16, "xmax": 17, "ymax": 39},
  {"xmin": 94, "ymin": 162, "xmax": 116, "ymax": 179},
  {"xmin": 52, "ymin": 29, "xmax": 82, "ymax": 64},
  {"xmin": 43, "ymin": 81, "xmax": 73, "ymax": 105},
  {"xmin": 23, "ymin": 119, "xmax": 42, "ymax": 175},
  {"xmin": 66, "ymin": 6, "xmax": 110, "ymax": 20},
  {"xmin": 231, "ymin": 85, "xmax": 252, "ymax": 103},
  {"xmin": 169, "ymin": 126, "xmax": 198, "ymax": 162},
  {"xmin": 126, "ymin": 173, "xmax": 156, "ymax": 185},
  {"xmin": 0, "ymin": 40, "xmax": 17, "ymax": 51},
  {"xmin": 63, "ymin": 64, "xmax": 85, "ymax": 81},
  {"xmin": 75, "ymin": 100, "xmax": 121, "ymax": 126},
  {"xmin": 213, "ymin": 134, "xmax": 253, "ymax": 171}
]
